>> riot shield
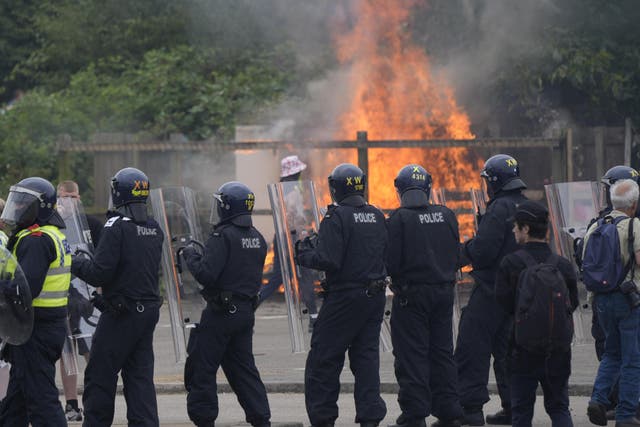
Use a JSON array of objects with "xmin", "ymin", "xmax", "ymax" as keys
[
  {"xmin": 0, "ymin": 246, "xmax": 32, "ymax": 347},
  {"xmin": 149, "ymin": 186, "xmax": 206, "ymax": 362},
  {"xmin": 267, "ymin": 180, "xmax": 325, "ymax": 353},
  {"xmin": 57, "ymin": 197, "xmax": 100, "ymax": 373},
  {"xmin": 545, "ymin": 181, "xmax": 600, "ymax": 345}
]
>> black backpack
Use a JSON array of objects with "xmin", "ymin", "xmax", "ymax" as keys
[{"xmin": 514, "ymin": 250, "xmax": 574, "ymax": 353}]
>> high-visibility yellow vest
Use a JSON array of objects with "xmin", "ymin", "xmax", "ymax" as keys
[{"xmin": 14, "ymin": 225, "xmax": 71, "ymax": 308}]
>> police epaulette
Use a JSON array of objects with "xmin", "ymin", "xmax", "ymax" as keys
[
  {"xmin": 104, "ymin": 216, "xmax": 120, "ymax": 227},
  {"xmin": 212, "ymin": 231, "xmax": 221, "ymax": 237}
]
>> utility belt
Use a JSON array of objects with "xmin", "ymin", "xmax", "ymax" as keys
[
  {"xmin": 92, "ymin": 293, "xmax": 162, "ymax": 315},
  {"xmin": 390, "ymin": 280, "xmax": 455, "ymax": 307},
  {"xmin": 325, "ymin": 277, "xmax": 390, "ymax": 297},
  {"xmin": 202, "ymin": 289, "xmax": 259, "ymax": 313}
]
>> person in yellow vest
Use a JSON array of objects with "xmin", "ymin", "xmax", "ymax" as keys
[{"xmin": 0, "ymin": 177, "xmax": 71, "ymax": 426}]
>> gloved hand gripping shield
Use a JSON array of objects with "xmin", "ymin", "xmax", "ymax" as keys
[
  {"xmin": 149, "ymin": 187, "xmax": 206, "ymax": 362},
  {"xmin": 0, "ymin": 246, "xmax": 32, "ymax": 353},
  {"xmin": 545, "ymin": 181, "xmax": 600, "ymax": 345},
  {"xmin": 57, "ymin": 196, "xmax": 99, "ymax": 375},
  {"xmin": 267, "ymin": 180, "xmax": 324, "ymax": 353}
]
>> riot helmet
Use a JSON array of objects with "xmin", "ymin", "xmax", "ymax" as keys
[
  {"xmin": 212, "ymin": 181, "xmax": 255, "ymax": 227},
  {"xmin": 110, "ymin": 167, "xmax": 150, "ymax": 223},
  {"xmin": 328, "ymin": 163, "xmax": 366, "ymax": 204},
  {"xmin": 394, "ymin": 164, "xmax": 432, "ymax": 207},
  {"xmin": 1, "ymin": 177, "xmax": 65, "ymax": 233},
  {"xmin": 600, "ymin": 165, "xmax": 640, "ymax": 210},
  {"xmin": 480, "ymin": 154, "xmax": 526, "ymax": 199}
]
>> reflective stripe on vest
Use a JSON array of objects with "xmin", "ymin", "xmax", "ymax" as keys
[{"xmin": 14, "ymin": 225, "xmax": 71, "ymax": 308}]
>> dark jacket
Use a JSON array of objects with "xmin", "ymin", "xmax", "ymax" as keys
[
  {"xmin": 495, "ymin": 241, "xmax": 579, "ymax": 317},
  {"xmin": 464, "ymin": 190, "xmax": 527, "ymax": 289},
  {"xmin": 297, "ymin": 196, "xmax": 387, "ymax": 289},
  {"xmin": 387, "ymin": 203, "xmax": 459, "ymax": 285},
  {"xmin": 184, "ymin": 222, "xmax": 267, "ymax": 298},
  {"xmin": 71, "ymin": 214, "xmax": 164, "ymax": 301}
]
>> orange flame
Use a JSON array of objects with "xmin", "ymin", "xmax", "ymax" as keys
[{"xmin": 324, "ymin": 0, "xmax": 480, "ymax": 214}]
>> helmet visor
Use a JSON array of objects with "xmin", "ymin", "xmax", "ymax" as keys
[
  {"xmin": 209, "ymin": 193, "xmax": 223, "ymax": 225},
  {"xmin": 1, "ymin": 187, "xmax": 40, "ymax": 230},
  {"xmin": 480, "ymin": 176, "xmax": 493, "ymax": 201}
]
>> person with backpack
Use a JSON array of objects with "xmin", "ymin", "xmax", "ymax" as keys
[
  {"xmin": 495, "ymin": 200, "xmax": 578, "ymax": 427},
  {"xmin": 583, "ymin": 179, "xmax": 640, "ymax": 427}
]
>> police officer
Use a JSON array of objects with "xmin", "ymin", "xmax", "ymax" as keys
[
  {"xmin": 71, "ymin": 167, "xmax": 164, "ymax": 427},
  {"xmin": 387, "ymin": 165, "xmax": 463, "ymax": 427},
  {"xmin": 456, "ymin": 154, "xmax": 527, "ymax": 425},
  {"xmin": 0, "ymin": 177, "xmax": 71, "ymax": 426},
  {"xmin": 296, "ymin": 163, "xmax": 388, "ymax": 427},
  {"xmin": 182, "ymin": 181, "xmax": 270, "ymax": 427}
]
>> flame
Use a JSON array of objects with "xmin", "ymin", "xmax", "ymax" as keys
[{"xmin": 309, "ymin": 0, "xmax": 481, "ymax": 239}]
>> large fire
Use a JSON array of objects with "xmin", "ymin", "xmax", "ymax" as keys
[{"xmin": 319, "ymin": 0, "xmax": 482, "ymax": 237}]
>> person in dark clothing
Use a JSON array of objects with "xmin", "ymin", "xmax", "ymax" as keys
[
  {"xmin": 386, "ymin": 165, "xmax": 464, "ymax": 427},
  {"xmin": 296, "ymin": 163, "xmax": 388, "ymax": 427},
  {"xmin": 71, "ymin": 167, "xmax": 164, "ymax": 427},
  {"xmin": 0, "ymin": 177, "xmax": 71, "ymax": 427},
  {"xmin": 495, "ymin": 200, "xmax": 578, "ymax": 427},
  {"xmin": 182, "ymin": 181, "xmax": 271, "ymax": 427},
  {"xmin": 456, "ymin": 154, "xmax": 528, "ymax": 426}
]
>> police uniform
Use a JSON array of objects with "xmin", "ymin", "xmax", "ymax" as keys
[
  {"xmin": 455, "ymin": 154, "xmax": 528, "ymax": 424},
  {"xmin": 297, "ymin": 192, "xmax": 388, "ymax": 427},
  {"xmin": 0, "ymin": 225, "xmax": 71, "ymax": 427},
  {"xmin": 183, "ymin": 218, "xmax": 270, "ymax": 427},
  {"xmin": 0, "ymin": 177, "xmax": 72, "ymax": 427},
  {"xmin": 71, "ymin": 168, "xmax": 164, "ymax": 427},
  {"xmin": 387, "ymin": 188, "xmax": 463, "ymax": 425},
  {"xmin": 456, "ymin": 189, "xmax": 526, "ymax": 416}
]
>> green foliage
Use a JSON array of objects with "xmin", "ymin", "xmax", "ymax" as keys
[{"xmin": 59, "ymin": 45, "xmax": 296, "ymax": 139}]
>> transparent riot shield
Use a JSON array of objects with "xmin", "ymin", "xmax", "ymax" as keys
[
  {"xmin": 0, "ymin": 246, "xmax": 32, "ymax": 349},
  {"xmin": 149, "ymin": 186, "xmax": 206, "ymax": 362},
  {"xmin": 545, "ymin": 181, "xmax": 600, "ymax": 345},
  {"xmin": 267, "ymin": 180, "xmax": 325, "ymax": 353},
  {"xmin": 57, "ymin": 197, "xmax": 100, "ymax": 374}
]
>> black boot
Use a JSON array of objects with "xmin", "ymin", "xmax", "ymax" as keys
[
  {"xmin": 587, "ymin": 401, "xmax": 608, "ymax": 426},
  {"xmin": 387, "ymin": 414, "xmax": 426, "ymax": 427},
  {"xmin": 485, "ymin": 408, "xmax": 511, "ymax": 425},
  {"xmin": 461, "ymin": 407, "xmax": 484, "ymax": 426},
  {"xmin": 431, "ymin": 418, "xmax": 462, "ymax": 427}
]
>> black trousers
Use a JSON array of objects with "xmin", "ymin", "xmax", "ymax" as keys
[
  {"xmin": 185, "ymin": 301, "xmax": 270, "ymax": 427},
  {"xmin": 305, "ymin": 287, "xmax": 387, "ymax": 425},
  {"xmin": 391, "ymin": 283, "xmax": 463, "ymax": 421},
  {"xmin": 454, "ymin": 283, "xmax": 512, "ymax": 410},
  {"xmin": 82, "ymin": 305, "xmax": 160, "ymax": 427},
  {"xmin": 510, "ymin": 349, "xmax": 573, "ymax": 427},
  {"xmin": 0, "ymin": 318, "xmax": 67, "ymax": 427}
]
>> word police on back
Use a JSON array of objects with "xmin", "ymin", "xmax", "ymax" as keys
[
  {"xmin": 419, "ymin": 212, "xmax": 444, "ymax": 224},
  {"xmin": 241, "ymin": 237, "xmax": 262, "ymax": 249},
  {"xmin": 353, "ymin": 212, "xmax": 377, "ymax": 223},
  {"xmin": 137, "ymin": 225, "xmax": 158, "ymax": 236}
]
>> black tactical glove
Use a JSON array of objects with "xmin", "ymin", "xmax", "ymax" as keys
[{"xmin": 294, "ymin": 232, "xmax": 318, "ymax": 264}]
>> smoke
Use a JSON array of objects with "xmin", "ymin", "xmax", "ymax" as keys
[{"xmin": 435, "ymin": 0, "xmax": 563, "ymax": 135}]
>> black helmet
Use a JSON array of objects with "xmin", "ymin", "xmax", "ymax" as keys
[
  {"xmin": 601, "ymin": 165, "xmax": 639, "ymax": 187},
  {"xmin": 328, "ymin": 163, "xmax": 366, "ymax": 203},
  {"xmin": 394, "ymin": 164, "xmax": 432, "ymax": 196},
  {"xmin": 213, "ymin": 181, "xmax": 255, "ymax": 227},
  {"xmin": 111, "ymin": 167, "xmax": 149, "ymax": 207},
  {"xmin": 1, "ymin": 177, "xmax": 64, "ymax": 232},
  {"xmin": 480, "ymin": 154, "xmax": 526, "ymax": 197}
]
